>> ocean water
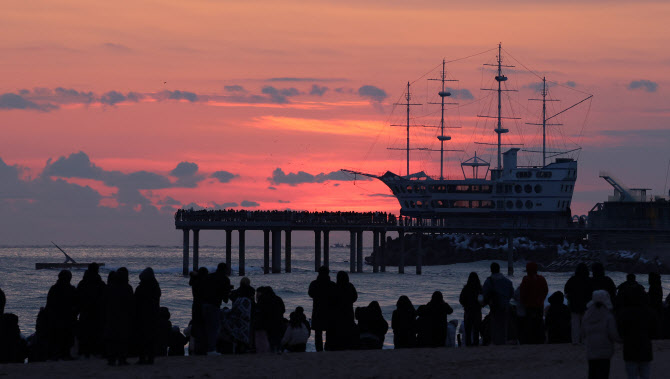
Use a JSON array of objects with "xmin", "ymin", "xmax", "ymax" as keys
[{"xmin": 2, "ymin": 245, "xmax": 669, "ymax": 351}]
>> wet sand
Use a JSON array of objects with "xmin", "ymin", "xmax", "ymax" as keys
[{"xmin": 3, "ymin": 341, "xmax": 670, "ymax": 378}]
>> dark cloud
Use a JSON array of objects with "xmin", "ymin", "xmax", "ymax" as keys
[
  {"xmin": 269, "ymin": 168, "xmax": 371, "ymax": 185},
  {"xmin": 335, "ymin": 87, "xmax": 354, "ymax": 94},
  {"xmin": 267, "ymin": 77, "xmax": 345, "ymax": 82},
  {"xmin": 278, "ymin": 200, "xmax": 290, "ymax": 203},
  {"xmin": 565, "ymin": 81, "xmax": 577, "ymax": 88},
  {"xmin": 445, "ymin": 88, "xmax": 474, "ymax": 100},
  {"xmin": 217, "ymin": 202, "xmax": 239, "ymax": 208},
  {"xmin": 241, "ymin": 200, "xmax": 260, "ymax": 207},
  {"xmin": 158, "ymin": 196, "xmax": 181, "ymax": 206},
  {"xmin": 42, "ymin": 151, "xmax": 103, "ymax": 179},
  {"xmin": 267, "ymin": 186, "xmax": 277, "ymax": 190},
  {"xmin": 260, "ymin": 86, "xmax": 302, "ymax": 104},
  {"xmin": 367, "ymin": 193, "xmax": 395, "ymax": 198},
  {"xmin": 100, "ymin": 91, "xmax": 127, "ymax": 106},
  {"xmin": 628, "ymin": 80, "xmax": 658, "ymax": 93},
  {"xmin": 126, "ymin": 92, "xmax": 143, "ymax": 102},
  {"xmin": 211, "ymin": 170, "xmax": 239, "ymax": 183},
  {"xmin": 309, "ymin": 84, "xmax": 328, "ymax": 96},
  {"xmin": 170, "ymin": 162, "xmax": 199, "ymax": 178},
  {"xmin": 0, "ymin": 93, "xmax": 58, "ymax": 112},
  {"xmin": 224, "ymin": 85, "xmax": 246, "ymax": 92},
  {"xmin": 54, "ymin": 87, "xmax": 96, "ymax": 104},
  {"xmin": 358, "ymin": 85, "xmax": 387, "ymax": 102},
  {"xmin": 166, "ymin": 90, "xmax": 199, "ymax": 102},
  {"xmin": 102, "ymin": 42, "xmax": 133, "ymax": 52}
]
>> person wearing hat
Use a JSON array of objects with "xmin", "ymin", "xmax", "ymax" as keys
[{"xmin": 581, "ymin": 290, "xmax": 619, "ymax": 379}]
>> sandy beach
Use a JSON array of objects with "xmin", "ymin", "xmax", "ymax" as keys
[{"xmin": 3, "ymin": 341, "xmax": 670, "ymax": 379}]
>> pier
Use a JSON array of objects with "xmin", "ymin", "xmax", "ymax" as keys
[{"xmin": 175, "ymin": 209, "xmax": 670, "ymax": 277}]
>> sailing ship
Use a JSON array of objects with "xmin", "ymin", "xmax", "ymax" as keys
[{"xmin": 344, "ymin": 44, "xmax": 592, "ymax": 226}]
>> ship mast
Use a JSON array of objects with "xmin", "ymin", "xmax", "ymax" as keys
[
  {"xmin": 478, "ymin": 43, "xmax": 518, "ymax": 172},
  {"xmin": 428, "ymin": 60, "xmax": 459, "ymax": 180},
  {"xmin": 527, "ymin": 77, "xmax": 561, "ymax": 167},
  {"xmin": 388, "ymin": 82, "xmax": 421, "ymax": 176}
]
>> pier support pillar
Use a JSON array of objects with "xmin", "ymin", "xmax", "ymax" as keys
[
  {"xmin": 398, "ymin": 231, "xmax": 405, "ymax": 274},
  {"xmin": 263, "ymin": 230, "xmax": 270, "ymax": 274},
  {"xmin": 380, "ymin": 231, "xmax": 387, "ymax": 272},
  {"xmin": 239, "ymin": 229, "xmax": 246, "ymax": 276},
  {"xmin": 192, "ymin": 229, "xmax": 200, "ymax": 272},
  {"xmin": 323, "ymin": 230, "xmax": 330, "ymax": 270},
  {"xmin": 350, "ymin": 231, "xmax": 356, "ymax": 273},
  {"xmin": 372, "ymin": 231, "xmax": 379, "ymax": 273},
  {"xmin": 225, "ymin": 229, "xmax": 232, "ymax": 276},
  {"xmin": 416, "ymin": 232, "xmax": 422, "ymax": 275},
  {"xmin": 272, "ymin": 229, "xmax": 281, "ymax": 273},
  {"xmin": 285, "ymin": 230, "xmax": 292, "ymax": 273},
  {"xmin": 315, "ymin": 230, "xmax": 322, "ymax": 272},
  {"xmin": 182, "ymin": 228, "xmax": 190, "ymax": 276},
  {"xmin": 507, "ymin": 234, "xmax": 514, "ymax": 277},
  {"xmin": 357, "ymin": 231, "xmax": 363, "ymax": 273}
]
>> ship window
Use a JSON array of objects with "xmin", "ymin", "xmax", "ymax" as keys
[
  {"xmin": 413, "ymin": 185, "xmax": 419, "ymax": 193},
  {"xmin": 536, "ymin": 171, "xmax": 552, "ymax": 178},
  {"xmin": 471, "ymin": 201, "xmax": 480, "ymax": 208},
  {"xmin": 471, "ymin": 185, "xmax": 479, "ymax": 192},
  {"xmin": 506, "ymin": 201, "xmax": 514, "ymax": 209},
  {"xmin": 420, "ymin": 185, "xmax": 426, "ymax": 192},
  {"xmin": 481, "ymin": 185, "xmax": 492, "ymax": 193},
  {"xmin": 560, "ymin": 185, "xmax": 564, "ymax": 192},
  {"xmin": 524, "ymin": 184, "xmax": 532, "ymax": 193},
  {"xmin": 525, "ymin": 200, "xmax": 533, "ymax": 209},
  {"xmin": 505, "ymin": 185, "xmax": 513, "ymax": 193},
  {"xmin": 496, "ymin": 184, "xmax": 503, "ymax": 193},
  {"xmin": 416, "ymin": 200, "xmax": 423, "ymax": 207},
  {"xmin": 515, "ymin": 185, "xmax": 522, "ymax": 194},
  {"xmin": 455, "ymin": 185, "xmax": 470, "ymax": 192},
  {"xmin": 481, "ymin": 200, "xmax": 494, "ymax": 208},
  {"xmin": 516, "ymin": 200, "xmax": 523, "ymax": 209},
  {"xmin": 453, "ymin": 200, "xmax": 469, "ymax": 208},
  {"xmin": 410, "ymin": 201, "xmax": 415, "ymax": 208},
  {"xmin": 404, "ymin": 201, "xmax": 409, "ymax": 208},
  {"xmin": 516, "ymin": 171, "xmax": 532, "ymax": 178},
  {"xmin": 497, "ymin": 200, "xmax": 504, "ymax": 209},
  {"xmin": 406, "ymin": 185, "xmax": 413, "ymax": 193},
  {"xmin": 534, "ymin": 184, "xmax": 542, "ymax": 194}
]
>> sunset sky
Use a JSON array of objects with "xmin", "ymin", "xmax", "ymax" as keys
[{"xmin": 1, "ymin": 0, "xmax": 669, "ymax": 245}]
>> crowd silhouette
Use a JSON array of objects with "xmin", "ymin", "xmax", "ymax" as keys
[{"xmin": 1, "ymin": 261, "xmax": 670, "ymax": 379}]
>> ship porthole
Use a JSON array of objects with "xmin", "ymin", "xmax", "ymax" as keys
[
  {"xmin": 525, "ymin": 200, "xmax": 533, "ymax": 209},
  {"xmin": 506, "ymin": 200, "xmax": 513, "ymax": 209},
  {"xmin": 516, "ymin": 200, "xmax": 523, "ymax": 209},
  {"xmin": 534, "ymin": 184, "xmax": 542, "ymax": 194},
  {"xmin": 524, "ymin": 184, "xmax": 532, "ymax": 193},
  {"xmin": 515, "ymin": 185, "xmax": 522, "ymax": 193}
]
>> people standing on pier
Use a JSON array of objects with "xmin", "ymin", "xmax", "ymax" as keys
[
  {"xmin": 308, "ymin": 266, "xmax": 334, "ymax": 352},
  {"xmin": 591, "ymin": 263, "xmax": 616, "ymax": 309},
  {"xmin": 134, "ymin": 267, "xmax": 161, "ymax": 364},
  {"xmin": 417, "ymin": 291, "xmax": 454, "ymax": 347},
  {"xmin": 326, "ymin": 271, "xmax": 358, "ymax": 351},
  {"xmin": 545, "ymin": 291, "xmax": 571, "ymax": 344},
  {"xmin": 45, "ymin": 270, "xmax": 78, "ymax": 360},
  {"xmin": 459, "ymin": 272, "xmax": 483, "ymax": 346},
  {"xmin": 482, "ymin": 262, "xmax": 514, "ymax": 345},
  {"xmin": 564, "ymin": 263, "xmax": 592, "ymax": 344},
  {"xmin": 356, "ymin": 301, "xmax": 388, "ymax": 349},
  {"xmin": 519, "ymin": 262, "xmax": 548, "ymax": 344},
  {"xmin": 103, "ymin": 267, "xmax": 134, "ymax": 366},
  {"xmin": 76, "ymin": 263, "xmax": 106, "ymax": 357},
  {"xmin": 581, "ymin": 290, "xmax": 618, "ymax": 379},
  {"xmin": 202, "ymin": 263, "xmax": 231, "ymax": 355},
  {"xmin": 188, "ymin": 266, "xmax": 209, "ymax": 355},
  {"xmin": 618, "ymin": 283, "xmax": 655, "ymax": 379},
  {"xmin": 392, "ymin": 295, "xmax": 417, "ymax": 349}
]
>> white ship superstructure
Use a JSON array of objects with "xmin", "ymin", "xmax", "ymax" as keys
[{"xmin": 344, "ymin": 44, "xmax": 591, "ymax": 222}]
